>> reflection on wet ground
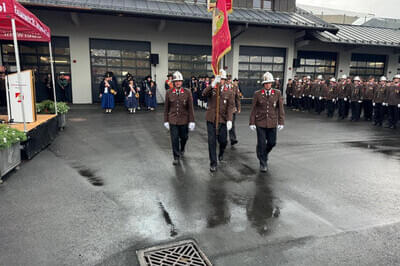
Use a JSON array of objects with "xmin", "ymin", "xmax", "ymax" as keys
[{"xmin": 345, "ymin": 138, "xmax": 400, "ymax": 161}]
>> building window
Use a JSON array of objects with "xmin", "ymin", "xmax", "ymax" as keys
[
  {"xmin": 350, "ymin": 53, "xmax": 386, "ymax": 80},
  {"xmin": 262, "ymin": 0, "xmax": 272, "ymax": 9},
  {"xmin": 296, "ymin": 51, "xmax": 337, "ymax": 80},
  {"xmin": 168, "ymin": 44, "xmax": 212, "ymax": 85},
  {"xmin": 89, "ymin": 39, "xmax": 151, "ymax": 103},
  {"xmin": 253, "ymin": 0, "xmax": 261, "ymax": 8},
  {"xmin": 238, "ymin": 46, "xmax": 286, "ymax": 99}
]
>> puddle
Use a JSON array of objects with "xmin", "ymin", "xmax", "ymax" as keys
[
  {"xmin": 76, "ymin": 167, "xmax": 104, "ymax": 186},
  {"xmin": 159, "ymin": 202, "xmax": 178, "ymax": 237},
  {"xmin": 345, "ymin": 139, "xmax": 400, "ymax": 160}
]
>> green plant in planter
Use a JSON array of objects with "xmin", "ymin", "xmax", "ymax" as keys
[
  {"xmin": 36, "ymin": 101, "xmax": 70, "ymax": 115},
  {"xmin": 0, "ymin": 125, "xmax": 27, "ymax": 150}
]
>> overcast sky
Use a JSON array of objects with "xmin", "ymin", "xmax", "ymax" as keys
[{"xmin": 297, "ymin": 0, "xmax": 400, "ymax": 19}]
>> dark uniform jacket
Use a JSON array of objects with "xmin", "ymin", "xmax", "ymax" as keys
[
  {"xmin": 286, "ymin": 83, "xmax": 294, "ymax": 95},
  {"xmin": 99, "ymin": 80, "xmax": 114, "ymax": 95},
  {"xmin": 350, "ymin": 85, "xmax": 363, "ymax": 102},
  {"xmin": 363, "ymin": 83, "xmax": 376, "ymax": 100},
  {"xmin": 203, "ymin": 84, "xmax": 235, "ymax": 124},
  {"xmin": 250, "ymin": 89, "xmax": 285, "ymax": 129},
  {"xmin": 311, "ymin": 82, "xmax": 320, "ymax": 97},
  {"xmin": 303, "ymin": 83, "xmax": 312, "ymax": 97},
  {"xmin": 325, "ymin": 84, "xmax": 337, "ymax": 100},
  {"xmin": 337, "ymin": 83, "xmax": 352, "ymax": 99},
  {"xmin": 294, "ymin": 84, "xmax": 304, "ymax": 98},
  {"xmin": 386, "ymin": 84, "xmax": 400, "ymax": 106},
  {"xmin": 373, "ymin": 85, "xmax": 387, "ymax": 104},
  {"xmin": 231, "ymin": 85, "xmax": 242, "ymax": 113},
  {"xmin": 164, "ymin": 88, "xmax": 195, "ymax": 125}
]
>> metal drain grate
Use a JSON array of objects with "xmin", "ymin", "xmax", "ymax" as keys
[{"xmin": 137, "ymin": 239, "xmax": 212, "ymax": 266}]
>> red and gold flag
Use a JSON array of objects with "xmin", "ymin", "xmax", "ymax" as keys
[
  {"xmin": 208, "ymin": 0, "xmax": 233, "ymax": 13},
  {"xmin": 211, "ymin": 0, "xmax": 232, "ymax": 76}
]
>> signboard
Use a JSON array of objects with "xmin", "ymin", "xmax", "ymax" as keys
[{"xmin": 6, "ymin": 70, "xmax": 36, "ymax": 123}]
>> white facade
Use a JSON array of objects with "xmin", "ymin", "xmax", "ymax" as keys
[{"xmin": 16, "ymin": 9, "xmax": 400, "ymax": 104}]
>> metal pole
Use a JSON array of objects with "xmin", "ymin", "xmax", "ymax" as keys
[
  {"xmin": 11, "ymin": 18, "xmax": 27, "ymax": 132},
  {"xmin": 49, "ymin": 42, "xmax": 58, "ymax": 115}
]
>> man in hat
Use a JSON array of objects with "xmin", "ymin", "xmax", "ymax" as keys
[
  {"xmin": 164, "ymin": 71, "xmax": 196, "ymax": 165},
  {"xmin": 325, "ymin": 77, "xmax": 338, "ymax": 118},
  {"xmin": 337, "ymin": 75, "xmax": 351, "ymax": 120},
  {"xmin": 385, "ymin": 74, "xmax": 400, "ymax": 129},
  {"xmin": 373, "ymin": 76, "xmax": 388, "ymax": 127},
  {"xmin": 350, "ymin": 76, "xmax": 363, "ymax": 121},
  {"xmin": 229, "ymin": 78, "xmax": 241, "ymax": 146},
  {"xmin": 363, "ymin": 76, "xmax": 376, "ymax": 121},
  {"xmin": 202, "ymin": 69, "xmax": 234, "ymax": 172},
  {"xmin": 249, "ymin": 72, "xmax": 285, "ymax": 173},
  {"xmin": 293, "ymin": 79, "xmax": 303, "ymax": 111},
  {"xmin": 303, "ymin": 76, "xmax": 312, "ymax": 112}
]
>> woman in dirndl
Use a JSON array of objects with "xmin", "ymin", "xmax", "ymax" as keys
[
  {"xmin": 125, "ymin": 79, "xmax": 138, "ymax": 113},
  {"xmin": 99, "ymin": 73, "xmax": 116, "ymax": 113},
  {"xmin": 147, "ymin": 80, "xmax": 157, "ymax": 111}
]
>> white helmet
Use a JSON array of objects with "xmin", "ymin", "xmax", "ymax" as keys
[
  {"xmin": 353, "ymin": 76, "xmax": 361, "ymax": 82},
  {"xmin": 306, "ymin": 75, "xmax": 311, "ymax": 80},
  {"xmin": 172, "ymin": 71, "xmax": 183, "ymax": 82},
  {"xmin": 330, "ymin": 77, "xmax": 336, "ymax": 83},
  {"xmin": 317, "ymin": 75, "xmax": 323, "ymax": 80},
  {"xmin": 262, "ymin": 72, "xmax": 274, "ymax": 84},
  {"xmin": 341, "ymin": 74, "xmax": 347, "ymax": 80},
  {"xmin": 219, "ymin": 69, "xmax": 227, "ymax": 79},
  {"xmin": 380, "ymin": 76, "xmax": 387, "ymax": 82},
  {"xmin": 394, "ymin": 74, "xmax": 400, "ymax": 79}
]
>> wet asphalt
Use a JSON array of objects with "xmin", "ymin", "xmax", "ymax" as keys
[{"xmin": 0, "ymin": 105, "xmax": 399, "ymax": 266}]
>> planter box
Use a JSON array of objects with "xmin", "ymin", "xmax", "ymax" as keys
[
  {"xmin": 57, "ymin": 114, "xmax": 67, "ymax": 129},
  {"xmin": 0, "ymin": 143, "xmax": 21, "ymax": 179}
]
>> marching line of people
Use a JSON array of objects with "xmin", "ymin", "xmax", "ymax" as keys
[
  {"xmin": 286, "ymin": 74, "xmax": 400, "ymax": 129},
  {"xmin": 99, "ymin": 72, "xmax": 157, "ymax": 114},
  {"xmin": 164, "ymin": 70, "xmax": 284, "ymax": 173}
]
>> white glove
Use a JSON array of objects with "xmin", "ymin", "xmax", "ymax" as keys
[
  {"xmin": 319, "ymin": 97, "xmax": 322, "ymax": 100},
  {"xmin": 344, "ymin": 97, "xmax": 348, "ymax": 101},
  {"xmin": 398, "ymin": 104, "xmax": 400, "ymax": 108},
  {"xmin": 212, "ymin": 76, "xmax": 221, "ymax": 88},
  {"xmin": 383, "ymin": 102, "xmax": 387, "ymax": 106},
  {"xmin": 302, "ymin": 94, "xmax": 305, "ymax": 97},
  {"xmin": 358, "ymin": 100, "xmax": 362, "ymax": 103},
  {"xmin": 309, "ymin": 95, "xmax": 312, "ymax": 98},
  {"xmin": 312, "ymin": 96, "xmax": 315, "ymax": 100},
  {"xmin": 333, "ymin": 99, "xmax": 336, "ymax": 103},
  {"xmin": 227, "ymin": 121, "xmax": 232, "ymax": 131},
  {"xmin": 188, "ymin": 122, "xmax": 195, "ymax": 131},
  {"xmin": 164, "ymin": 122, "xmax": 170, "ymax": 130},
  {"xmin": 249, "ymin": 125, "xmax": 256, "ymax": 131},
  {"xmin": 373, "ymin": 102, "xmax": 376, "ymax": 106},
  {"xmin": 277, "ymin": 125, "xmax": 284, "ymax": 131}
]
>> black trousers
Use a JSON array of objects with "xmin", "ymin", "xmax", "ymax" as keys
[
  {"xmin": 388, "ymin": 105, "xmax": 399, "ymax": 128},
  {"xmin": 286, "ymin": 95, "xmax": 293, "ymax": 107},
  {"xmin": 326, "ymin": 100, "xmax": 335, "ymax": 117},
  {"xmin": 338, "ymin": 99, "xmax": 346, "ymax": 118},
  {"xmin": 363, "ymin": 100, "xmax": 373, "ymax": 120},
  {"xmin": 229, "ymin": 113, "xmax": 237, "ymax": 143},
  {"xmin": 170, "ymin": 124, "xmax": 189, "ymax": 159},
  {"xmin": 373, "ymin": 103, "xmax": 384, "ymax": 125},
  {"xmin": 304, "ymin": 97, "xmax": 312, "ymax": 111},
  {"xmin": 351, "ymin": 102, "xmax": 361, "ymax": 121},
  {"xmin": 207, "ymin": 122, "xmax": 228, "ymax": 167},
  {"xmin": 256, "ymin": 127, "xmax": 277, "ymax": 168}
]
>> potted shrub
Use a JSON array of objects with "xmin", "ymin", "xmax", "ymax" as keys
[
  {"xmin": 36, "ymin": 100, "xmax": 70, "ymax": 130},
  {"xmin": 0, "ymin": 125, "xmax": 27, "ymax": 182}
]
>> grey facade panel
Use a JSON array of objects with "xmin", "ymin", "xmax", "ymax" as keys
[{"xmin": 19, "ymin": 0, "xmax": 337, "ymax": 31}]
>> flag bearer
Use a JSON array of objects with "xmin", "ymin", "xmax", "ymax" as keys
[
  {"xmin": 249, "ymin": 72, "xmax": 285, "ymax": 173},
  {"xmin": 164, "ymin": 71, "xmax": 196, "ymax": 165},
  {"xmin": 202, "ymin": 69, "xmax": 234, "ymax": 172}
]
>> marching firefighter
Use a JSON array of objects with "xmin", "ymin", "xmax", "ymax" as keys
[
  {"xmin": 373, "ymin": 76, "xmax": 388, "ymax": 127},
  {"xmin": 202, "ymin": 69, "xmax": 235, "ymax": 172},
  {"xmin": 164, "ymin": 71, "xmax": 196, "ymax": 165},
  {"xmin": 249, "ymin": 72, "xmax": 285, "ymax": 173},
  {"xmin": 350, "ymin": 76, "xmax": 363, "ymax": 121},
  {"xmin": 385, "ymin": 74, "xmax": 400, "ymax": 129},
  {"xmin": 363, "ymin": 77, "xmax": 376, "ymax": 121},
  {"xmin": 229, "ymin": 77, "xmax": 241, "ymax": 146}
]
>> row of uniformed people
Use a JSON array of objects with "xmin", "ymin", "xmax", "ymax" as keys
[
  {"xmin": 99, "ymin": 72, "xmax": 157, "ymax": 114},
  {"xmin": 163, "ymin": 70, "xmax": 284, "ymax": 173},
  {"xmin": 286, "ymin": 75, "xmax": 400, "ymax": 129}
]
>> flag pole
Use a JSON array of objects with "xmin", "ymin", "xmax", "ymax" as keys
[{"xmin": 215, "ymin": 64, "xmax": 220, "ymax": 135}]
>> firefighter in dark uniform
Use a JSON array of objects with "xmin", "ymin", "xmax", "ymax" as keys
[
  {"xmin": 325, "ymin": 77, "xmax": 338, "ymax": 118},
  {"xmin": 337, "ymin": 75, "xmax": 351, "ymax": 120},
  {"xmin": 363, "ymin": 77, "xmax": 376, "ymax": 121},
  {"xmin": 285, "ymin": 79, "xmax": 294, "ymax": 107},
  {"xmin": 164, "ymin": 71, "xmax": 196, "ymax": 165},
  {"xmin": 229, "ymin": 77, "xmax": 241, "ymax": 146},
  {"xmin": 373, "ymin": 76, "xmax": 388, "ymax": 127},
  {"xmin": 304, "ymin": 76, "xmax": 312, "ymax": 112},
  {"xmin": 385, "ymin": 74, "xmax": 400, "ymax": 129},
  {"xmin": 293, "ymin": 79, "xmax": 303, "ymax": 111},
  {"xmin": 202, "ymin": 69, "xmax": 235, "ymax": 172},
  {"xmin": 249, "ymin": 72, "xmax": 285, "ymax": 173},
  {"xmin": 350, "ymin": 76, "xmax": 363, "ymax": 121}
]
